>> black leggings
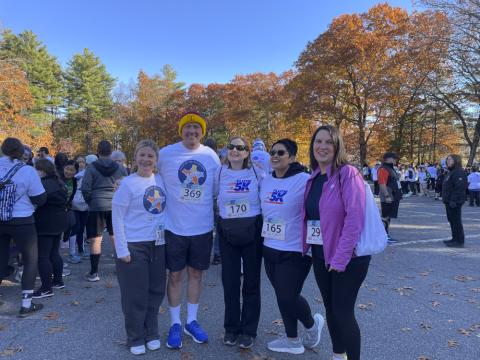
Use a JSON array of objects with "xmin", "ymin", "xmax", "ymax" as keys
[
  {"xmin": 0, "ymin": 223, "xmax": 38, "ymax": 290},
  {"xmin": 37, "ymin": 234, "xmax": 64, "ymax": 290},
  {"xmin": 263, "ymin": 246, "xmax": 314, "ymax": 338},
  {"xmin": 312, "ymin": 246, "xmax": 370, "ymax": 360},
  {"xmin": 74, "ymin": 210, "xmax": 89, "ymax": 253}
]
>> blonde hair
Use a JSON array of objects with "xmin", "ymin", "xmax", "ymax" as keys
[
  {"xmin": 222, "ymin": 136, "xmax": 252, "ymax": 169},
  {"xmin": 133, "ymin": 140, "xmax": 159, "ymax": 173}
]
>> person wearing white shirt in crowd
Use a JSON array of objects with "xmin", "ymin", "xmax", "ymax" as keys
[
  {"xmin": 407, "ymin": 164, "xmax": 417, "ymax": 195},
  {"xmin": 112, "ymin": 140, "xmax": 167, "ymax": 355},
  {"xmin": 157, "ymin": 112, "xmax": 220, "ymax": 349},
  {"xmin": 0, "ymin": 138, "xmax": 46, "ymax": 317},
  {"xmin": 418, "ymin": 166, "xmax": 428, "ymax": 196},
  {"xmin": 260, "ymin": 138, "xmax": 322, "ymax": 355},
  {"xmin": 427, "ymin": 163, "xmax": 437, "ymax": 191},
  {"xmin": 467, "ymin": 165, "xmax": 480, "ymax": 207},
  {"xmin": 251, "ymin": 138, "xmax": 271, "ymax": 175},
  {"xmin": 216, "ymin": 136, "xmax": 264, "ymax": 349}
]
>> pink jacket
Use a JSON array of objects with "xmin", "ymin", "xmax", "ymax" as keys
[{"xmin": 302, "ymin": 164, "xmax": 366, "ymax": 271}]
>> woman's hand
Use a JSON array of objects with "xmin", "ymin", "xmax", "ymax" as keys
[
  {"xmin": 119, "ymin": 255, "xmax": 131, "ymax": 263},
  {"xmin": 328, "ymin": 265, "xmax": 344, "ymax": 273}
]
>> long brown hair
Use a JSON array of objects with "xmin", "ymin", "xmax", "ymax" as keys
[
  {"xmin": 223, "ymin": 136, "xmax": 252, "ymax": 169},
  {"xmin": 309, "ymin": 125, "xmax": 348, "ymax": 173}
]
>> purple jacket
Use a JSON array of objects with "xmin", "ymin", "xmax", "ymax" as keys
[{"xmin": 302, "ymin": 164, "xmax": 366, "ymax": 271}]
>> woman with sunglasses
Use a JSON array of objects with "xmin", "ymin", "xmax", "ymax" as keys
[
  {"xmin": 260, "ymin": 138, "xmax": 323, "ymax": 355},
  {"xmin": 302, "ymin": 125, "xmax": 368, "ymax": 360},
  {"xmin": 216, "ymin": 136, "xmax": 263, "ymax": 349}
]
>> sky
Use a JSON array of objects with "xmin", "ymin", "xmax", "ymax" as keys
[{"xmin": 1, "ymin": 0, "xmax": 414, "ymax": 86}]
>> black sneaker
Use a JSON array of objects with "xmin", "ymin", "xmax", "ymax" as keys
[
  {"xmin": 211, "ymin": 254, "xmax": 221, "ymax": 265},
  {"xmin": 445, "ymin": 241, "xmax": 464, "ymax": 248},
  {"xmin": 52, "ymin": 282, "xmax": 65, "ymax": 289},
  {"xmin": 237, "ymin": 334, "xmax": 254, "ymax": 349},
  {"xmin": 387, "ymin": 235, "xmax": 398, "ymax": 244},
  {"xmin": 18, "ymin": 303, "xmax": 44, "ymax": 318},
  {"xmin": 32, "ymin": 289, "xmax": 54, "ymax": 299},
  {"xmin": 223, "ymin": 332, "xmax": 237, "ymax": 346}
]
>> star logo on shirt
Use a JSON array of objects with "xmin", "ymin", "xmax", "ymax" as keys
[{"xmin": 143, "ymin": 186, "xmax": 166, "ymax": 214}]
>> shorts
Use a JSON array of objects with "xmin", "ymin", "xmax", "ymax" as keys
[
  {"xmin": 86, "ymin": 211, "xmax": 113, "ymax": 238},
  {"xmin": 165, "ymin": 230, "xmax": 213, "ymax": 272},
  {"xmin": 381, "ymin": 200, "xmax": 400, "ymax": 219}
]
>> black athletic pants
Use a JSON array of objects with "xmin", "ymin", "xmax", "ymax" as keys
[
  {"xmin": 263, "ymin": 246, "xmax": 314, "ymax": 338},
  {"xmin": 219, "ymin": 225, "xmax": 263, "ymax": 337},
  {"xmin": 116, "ymin": 242, "xmax": 166, "ymax": 347},
  {"xmin": 37, "ymin": 234, "xmax": 63, "ymax": 290},
  {"xmin": 445, "ymin": 204, "xmax": 465, "ymax": 243},
  {"xmin": 312, "ymin": 245, "xmax": 370, "ymax": 360},
  {"xmin": 469, "ymin": 191, "xmax": 480, "ymax": 206},
  {"xmin": 0, "ymin": 223, "xmax": 37, "ymax": 290}
]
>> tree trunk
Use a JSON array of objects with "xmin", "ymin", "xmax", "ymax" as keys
[{"xmin": 467, "ymin": 116, "xmax": 480, "ymax": 166}]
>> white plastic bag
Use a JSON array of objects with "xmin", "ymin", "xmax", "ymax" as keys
[{"xmin": 355, "ymin": 182, "xmax": 388, "ymax": 256}]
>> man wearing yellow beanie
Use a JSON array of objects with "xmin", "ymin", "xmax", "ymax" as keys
[{"xmin": 157, "ymin": 111, "xmax": 220, "ymax": 349}]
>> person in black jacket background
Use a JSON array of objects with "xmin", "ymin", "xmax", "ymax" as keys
[
  {"xmin": 442, "ymin": 154, "xmax": 468, "ymax": 248},
  {"xmin": 33, "ymin": 159, "xmax": 68, "ymax": 298}
]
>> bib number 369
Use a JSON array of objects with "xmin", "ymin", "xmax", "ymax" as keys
[
  {"xmin": 262, "ymin": 218, "xmax": 285, "ymax": 241},
  {"xmin": 180, "ymin": 186, "xmax": 203, "ymax": 202}
]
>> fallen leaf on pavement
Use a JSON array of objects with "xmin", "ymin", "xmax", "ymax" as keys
[
  {"xmin": 394, "ymin": 286, "xmax": 415, "ymax": 296},
  {"xmin": 447, "ymin": 339, "xmax": 458, "ymax": 348},
  {"xmin": 62, "ymin": 290, "xmax": 72, "ymax": 295},
  {"xmin": 454, "ymin": 275, "xmax": 474, "ymax": 282},
  {"xmin": 272, "ymin": 319, "xmax": 283, "ymax": 326},
  {"xmin": 264, "ymin": 329, "xmax": 279, "ymax": 336},
  {"xmin": 401, "ymin": 327, "xmax": 412, "ymax": 332},
  {"xmin": 180, "ymin": 350, "xmax": 194, "ymax": 360},
  {"xmin": 458, "ymin": 328, "xmax": 471, "ymax": 336},
  {"xmin": 471, "ymin": 288, "xmax": 480, "ymax": 292},
  {"xmin": 104, "ymin": 281, "xmax": 114, "ymax": 289},
  {"xmin": 207, "ymin": 283, "xmax": 216, "ymax": 288},
  {"xmin": 417, "ymin": 356, "xmax": 432, "ymax": 360},
  {"xmin": 46, "ymin": 326, "xmax": 66, "ymax": 334},
  {"xmin": 0, "ymin": 347, "xmax": 23, "ymax": 357},
  {"xmin": 95, "ymin": 297, "xmax": 105, "ymax": 304},
  {"xmin": 420, "ymin": 272, "xmax": 430, "ymax": 276},
  {"xmin": 314, "ymin": 297, "xmax": 323, "ymax": 303},
  {"xmin": 357, "ymin": 302, "xmax": 374, "ymax": 311},
  {"xmin": 420, "ymin": 323, "xmax": 432, "ymax": 331},
  {"xmin": 44, "ymin": 312, "xmax": 60, "ymax": 320},
  {"xmin": 431, "ymin": 301, "xmax": 440, "ymax": 308},
  {"xmin": 0, "ymin": 324, "xmax": 6, "ymax": 331},
  {"xmin": 467, "ymin": 299, "xmax": 478, "ymax": 304},
  {"xmin": 71, "ymin": 300, "xmax": 80, "ymax": 306},
  {"xmin": 158, "ymin": 306, "xmax": 166, "ymax": 314}
]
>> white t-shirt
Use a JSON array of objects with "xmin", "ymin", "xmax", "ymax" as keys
[
  {"xmin": 371, "ymin": 167, "xmax": 379, "ymax": 181},
  {"xmin": 158, "ymin": 142, "xmax": 220, "ymax": 236},
  {"xmin": 260, "ymin": 172, "xmax": 310, "ymax": 253},
  {"xmin": 251, "ymin": 150, "xmax": 271, "ymax": 175},
  {"xmin": 112, "ymin": 173, "xmax": 167, "ymax": 258},
  {"xmin": 467, "ymin": 172, "xmax": 480, "ymax": 190},
  {"xmin": 0, "ymin": 156, "xmax": 45, "ymax": 218},
  {"xmin": 427, "ymin": 166, "xmax": 437, "ymax": 179},
  {"xmin": 418, "ymin": 172, "xmax": 427, "ymax": 183},
  {"xmin": 216, "ymin": 165, "xmax": 262, "ymax": 219}
]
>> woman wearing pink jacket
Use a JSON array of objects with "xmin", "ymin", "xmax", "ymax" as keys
[{"xmin": 302, "ymin": 125, "xmax": 369, "ymax": 360}]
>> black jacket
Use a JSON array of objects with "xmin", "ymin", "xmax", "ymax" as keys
[
  {"xmin": 34, "ymin": 176, "xmax": 68, "ymax": 235},
  {"xmin": 442, "ymin": 167, "xmax": 467, "ymax": 205}
]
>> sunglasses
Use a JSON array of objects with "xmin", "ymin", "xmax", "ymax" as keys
[
  {"xmin": 227, "ymin": 144, "xmax": 248, "ymax": 151},
  {"xmin": 269, "ymin": 150, "xmax": 288, "ymax": 157}
]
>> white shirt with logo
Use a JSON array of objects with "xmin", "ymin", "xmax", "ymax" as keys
[
  {"xmin": 251, "ymin": 150, "xmax": 271, "ymax": 175},
  {"xmin": 158, "ymin": 142, "xmax": 220, "ymax": 236},
  {"xmin": 260, "ymin": 172, "xmax": 310, "ymax": 253},
  {"xmin": 0, "ymin": 157, "xmax": 45, "ymax": 218},
  {"xmin": 216, "ymin": 166, "xmax": 262, "ymax": 219},
  {"xmin": 112, "ymin": 173, "xmax": 167, "ymax": 258}
]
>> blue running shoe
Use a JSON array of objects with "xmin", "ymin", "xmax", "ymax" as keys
[
  {"xmin": 166, "ymin": 324, "xmax": 182, "ymax": 349},
  {"xmin": 184, "ymin": 321, "xmax": 208, "ymax": 343}
]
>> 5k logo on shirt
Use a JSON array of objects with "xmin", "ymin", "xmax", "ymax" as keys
[
  {"xmin": 228, "ymin": 180, "xmax": 251, "ymax": 193},
  {"xmin": 265, "ymin": 189, "xmax": 288, "ymax": 204}
]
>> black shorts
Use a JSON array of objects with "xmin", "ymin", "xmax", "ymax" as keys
[
  {"xmin": 381, "ymin": 200, "xmax": 400, "ymax": 219},
  {"xmin": 165, "ymin": 230, "xmax": 213, "ymax": 272},
  {"xmin": 86, "ymin": 211, "xmax": 113, "ymax": 238}
]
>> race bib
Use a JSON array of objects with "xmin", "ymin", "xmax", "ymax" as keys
[
  {"xmin": 180, "ymin": 185, "xmax": 203, "ymax": 202},
  {"xmin": 155, "ymin": 223, "xmax": 165, "ymax": 246},
  {"xmin": 262, "ymin": 218, "xmax": 285, "ymax": 240},
  {"xmin": 225, "ymin": 199, "xmax": 250, "ymax": 218},
  {"xmin": 306, "ymin": 220, "xmax": 322, "ymax": 245}
]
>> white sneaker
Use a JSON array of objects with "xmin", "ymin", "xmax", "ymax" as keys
[
  {"xmin": 146, "ymin": 339, "xmax": 161, "ymax": 351},
  {"xmin": 303, "ymin": 313, "xmax": 325, "ymax": 349},
  {"xmin": 267, "ymin": 335, "xmax": 304, "ymax": 354},
  {"xmin": 130, "ymin": 345, "xmax": 146, "ymax": 355}
]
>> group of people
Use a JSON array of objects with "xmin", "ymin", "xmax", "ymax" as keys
[{"xmin": 0, "ymin": 111, "xmax": 475, "ymax": 360}]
